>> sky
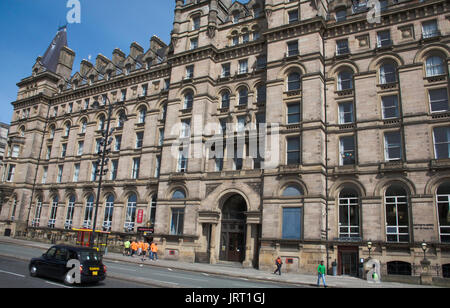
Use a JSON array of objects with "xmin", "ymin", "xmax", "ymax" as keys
[{"xmin": 0, "ymin": 0, "xmax": 176, "ymax": 125}]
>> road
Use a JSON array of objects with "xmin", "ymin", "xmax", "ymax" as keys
[{"xmin": 0, "ymin": 242, "xmax": 306, "ymax": 288}]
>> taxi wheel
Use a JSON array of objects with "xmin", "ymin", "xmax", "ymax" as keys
[{"xmin": 64, "ymin": 272, "xmax": 76, "ymax": 286}]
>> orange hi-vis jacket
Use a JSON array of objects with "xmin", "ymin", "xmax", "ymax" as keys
[
  {"xmin": 131, "ymin": 242, "xmax": 138, "ymax": 251},
  {"xmin": 144, "ymin": 243, "xmax": 149, "ymax": 251},
  {"xmin": 151, "ymin": 243, "xmax": 158, "ymax": 252},
  {"xmin": 138, "ymin": 242, "xmax": 144, "ymax": 250}
]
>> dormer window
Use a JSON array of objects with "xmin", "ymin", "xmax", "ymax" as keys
[
  {"xmin": 233, "ymin": 12, "xmax": 240, "ymax": 24},
  {"xmin": 336, "ymin": 8, "xmax": 347, "ymax": 22}
]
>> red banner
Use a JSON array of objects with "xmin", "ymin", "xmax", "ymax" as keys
[{"xmin": 137, "ymin": 209, "xmax": 144, "ymax": 224}]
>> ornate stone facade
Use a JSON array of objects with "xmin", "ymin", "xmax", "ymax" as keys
[{"xmin": 1, "ymin": 0, "xmax": 450, "ymax": 278}]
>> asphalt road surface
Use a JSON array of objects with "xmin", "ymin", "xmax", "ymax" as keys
[{"xmin": 0, "ymin": 242, "xmax": 306, "ymax": 288}]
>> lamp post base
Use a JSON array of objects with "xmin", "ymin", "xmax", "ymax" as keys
[{"xmin": 420, "ymin": 259, "xmax": 433, "ymax": 286}]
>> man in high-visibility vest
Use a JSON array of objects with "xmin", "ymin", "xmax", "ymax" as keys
[
  {"xmin": 150, "ymin": 242, "xmax": 158, "ymax": 261},
  {"xmin": 130, "ymin": 241, "xmax": 138, "ymax": 257},
  {"xmin": 142, "ymin": 241, "xmax": 150, "ymax": 261}
]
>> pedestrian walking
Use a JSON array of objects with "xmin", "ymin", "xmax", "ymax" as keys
[
  {"xmin": 123, "ymin": 239, "xmax": 131, "ymax": 256},
  {"xmin": 150, "ymin": 242, "xmax": 158, "ymax": 261},
  {"xmin": 142, "ymin": 241, "xmax": 149, "ymax": 261},
  {"xmin": 137, "ymin": 240, "xmax": 143, "ymax": 257},
  {"xmin": 317, "ymin": 261, "xmax": 327, "ymax": 287},
  {"xmin": 130, "ymin": 240, "xmax": 138, "ymax": 257},
  {"xmin": 273, "ymin": 257, "xmax": 283, "ymax": 276}
]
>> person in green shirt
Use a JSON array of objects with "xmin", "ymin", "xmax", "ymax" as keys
[
  {"xmin": 317, "ymin": 261, "xmax": 327, "ymax": 287},
  {"xmin": 123, "ymin": 240, "xmax": 131, "ymax": 256}
]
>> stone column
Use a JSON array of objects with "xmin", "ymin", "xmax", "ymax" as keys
[
  {"xmin": 243, "ymin": 223, "xmax": 253, "ymax": 268},
  {"xmin": 209, "ymin": 223, "xmax": 218, "ymax": 264}
]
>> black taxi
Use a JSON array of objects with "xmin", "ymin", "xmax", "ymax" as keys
[{"xmin": 29, "ymin": 245, "xmax": 106, "ymax": 285}]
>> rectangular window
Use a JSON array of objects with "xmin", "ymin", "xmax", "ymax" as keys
[
  {"xmin": 237, "ymin": 116, "xmax": 246, "ymax": 132},
  {"xmin": 282, "ymin": 208, "xmax": 302, "ymax": 239},
  {"xmin": 287, "ymin": 103, "xmax": 301, "ymax": 124},
  {"xmin": 238, "ymin": 60, "xmax": 248, "ymax": 74},
  {"xmin": 422, "ymin": 20, "xmax": 439, "ymax": 39},
  {"xmin": 336, "ymin": 39, "xmax": 349, "ymax": 55},
  {"xmin": 177, "ymin": 148, "xmax": 188, "ymax": 173},
  {"xmin": 340, "ymin": 136, "xmax": 356, "ymax": 165},
  {"xmin": 46, "ymin": 146, "xmax": 52, "ymax": 160},
  {"xmin": 433, "ymin": 126, "xmax": 450, "ymax": 159},
  {"xmin": 132, "ymin": 157, "xmax": 140, "ymax": 179},
  {"xmin": 186, "ymin": 65, "xmax": 194, "ymax": 79},
  {"xmin": 190, "ymin": 37, "xmax": 198, "ymax": 50},
  {"xmin": 170, "ymin": 208, "xmax": 185, "ymax": 235},
  {"xmin": 381, "ymin": 95, "xmax": 399, "ymax": 119},
  {"xmin": 110, "ymin": 160, "xmax": 118, "ymax": 180},
  {"xmin": 338, "ymin": 102, "xmax": 354, "ymax": 124},
  {"xmin": 73, "ymin": 163, "xmax": 80, "ymax": 182},
  {"xmin": 141, "ymin": 84, "xmax": 148, "ymax": 97},
  {"xmin": 77, "ymin": 141, "xmax": 84, "ymax": 156},
  {"xmin": 121, "ymin": 89, "xmax": 127, "ymax": 102},
  {"xmin": 287, "ymin": 41, "xmax": 299, "ymax": 56},
  {"xmin": 181, "ymin": 119, "xmax": 191, "ymax": 138},
  {"xmin": 61, "ymin": 143, "xmax": 67, "ymax": 158},
  {"xmin": 115, "ymin": 135, "xmax": 122, "ymax": 151},
  {"xmin": 221, "ymin": 63, "xmax": 230, "ymax": 77},
  {"xmin": 57, "ymin": 165, "xmax": 63, "ymax": 183},
  {"xmin": 155, "ymin": 156, "xmax": 161, "ymax": 178},
  {"xmin": 42, "ymin": 167, "xmax": 48, "ymax": 184},
  {"xmin": 377, "ymin": 30, "xmax": 391, "ymax": 47},
  {"xmin": 91, "ymin": 162, "xmax": 97, "ymax": 181},
  {"xmin": 159, "ymin": 128, "xmax": 165, "ymax": 146},
  {"xmin": 7, "ymin": 164, "xmax": 16, "ymax": 182},
  {"xmin": 288, "ymin": 10, "xmax": 298, "ymax": 23},
  {"xmin": 429, "ymin": 88, "xmax": 449, "ymax": 113},
  {"xmin": 384, "ymin": 131, "xmax": 403, "ymax": 161},
  {"xmin": 11, "ymin": 145, "xmax": 20, "ymax": 158},
  {"xmin": 287, "ymin": 136, "xmax": 301, "ymax": 165},
  {"xmin": 136, "ymin": 131, "xmax": 144, "ymax": 149}
]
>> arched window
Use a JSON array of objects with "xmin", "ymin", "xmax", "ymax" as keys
[
  {"xmin": 83, "ymin": 194, "xmax": 94, "ymax": 228},
  {"xmin": 124, "ymin": 194, "xmax": 137, "ymax": 232},
  {"xmin": 385, "ymin": 185, "xmax": 409, "ymax": 243},
  {"xmin": 287, "ymin": 72, "xmax": 301, "ymax": 91},
  {"xmin": 282, "ymin": 185, "xmax": 303, "ymax": 197},
  {"xmin": 117, "ymin": 111, "xmax": 126, "ymax": 128},
  {"xmin": 339, "ymin": 188, "xmax": 360, "ymax": 239},
  {"xmin": 48, "ymin": 196, "xmax": 59, "ymax": 229},
  {"xmin": 32, "ymin": 197, "xmax": 43, "ymax": 227},
  {"xmin": 221, "ymin": 90, "xmax": 230, "ymax": 109},
  {"xmin": 80, "ymin": 118, "xmax": 87, "ymax": 134},
  {"xmin": 425, "ymin": 56, "xmax": 445, "ymax": 77},
  {"xmin": 98, "ymin": 115, "xmax": 106, "ymax": 131},
  {"xmin": 172, "ymin": 189, "xmax": 186, "ymax": 200},
  {"xmin": 103, "ymin": 194, "xmax": 115, "ymax": 231},
  {"xmin": 64, "ymin": 122, "xmax": 71, "ymax": 137},
  {"xmin": 184, "ymin": 91, "xmax": 194, "ymax": 109},
  {"xmin": 437, "ymin": 182, "xmax": 450, "ymax": 243},
  {"xmin": 338, "ymin": 69, "xmax": 354, "ymax": 90},
  {"xmin": 138, "ymin": 106, "xmax": 147, "ymax": 124},
  {"xmin": 233, "ymin": 11, "xmax": 240, "ymax": 24},
  {"xmin": 379, "ymin": 62, "xmax": 397, "ymax": 84},
  {"xmin": 238, "ymin": 87, "xmax": 248, "ymax": 106},
  {"xmin": 49, "ymin": 125, "xmax": 56, "ymax": 139},
  {"xmin": 65, "ymin": 195, "xmax": 76, "ymax": 229}
]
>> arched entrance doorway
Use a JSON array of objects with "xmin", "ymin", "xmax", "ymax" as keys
[{"xmin": 219, "ymin": 194, "xmax": 247, "ymax": 263}]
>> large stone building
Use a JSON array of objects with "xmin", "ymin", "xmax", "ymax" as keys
[{"xmin": 1, "ymin": 0, "xmax": 449, "ymax": 278}]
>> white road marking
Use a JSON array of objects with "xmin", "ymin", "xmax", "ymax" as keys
[
  {"xmin": 0, "ymin": 269, "xmax": 25, "ymax": 278},
  {"xmin": 45, "ymin": 281, "xmax": 73, "ymax": 288}
]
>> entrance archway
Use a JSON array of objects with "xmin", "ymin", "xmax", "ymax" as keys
[{"xmin": 219, "ymin": 194, "xmax": 247, "ymax": 263}]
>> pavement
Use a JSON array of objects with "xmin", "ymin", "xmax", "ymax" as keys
[{"xmin": 0, "ymin": 236, "xmax": 439, "ymax": 288}]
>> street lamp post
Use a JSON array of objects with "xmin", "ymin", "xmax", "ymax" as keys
[
  {"xmin": 367, "ymin": 241, "xmax": 372, "ymax": 259},
  {"xmin": 88, "ymin": 98, "xmax": 120, "ymax": 248},
  {"xmin": 421, "ymin": 241, "xmax": 427, "ymax": 261}
]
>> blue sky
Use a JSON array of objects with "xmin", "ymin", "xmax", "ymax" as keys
[{"xmin": 0, "ymin": 0, "xmax": 175, "ymax": 125}]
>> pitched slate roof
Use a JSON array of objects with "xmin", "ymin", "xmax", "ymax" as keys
[{"xmin": 40, "ymin": 26, "xmax": 68, "ymax": 73}]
